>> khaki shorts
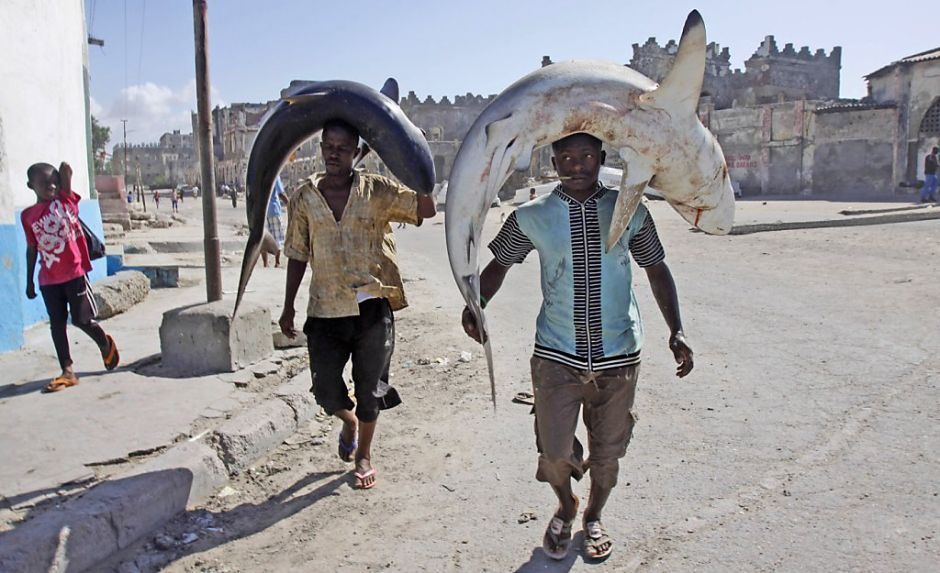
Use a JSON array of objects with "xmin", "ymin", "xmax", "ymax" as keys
[{"xmin": 531, "ymin": 356, "xmax": 639, "ymax": 489}]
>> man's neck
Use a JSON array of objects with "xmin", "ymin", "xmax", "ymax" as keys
[
  {"xmin": 559, "ymin": 181, "xmax": 600, "ymax": 203},
  {"xmin": 319, "ymin": 170, "xmax": 354, "ymax": 191}
]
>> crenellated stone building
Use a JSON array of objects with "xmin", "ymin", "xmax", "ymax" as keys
[
  {"xmin": 629, "ymin": 35, "xmax": 841, "ymax": 109},
  {"xmin": 111, "ymin": 130, "xmax": 197, "ymax": 189}
]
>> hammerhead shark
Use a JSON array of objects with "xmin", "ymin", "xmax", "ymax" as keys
[{"xmin": 445, "ymin": 10, "xmax": 735, "ymax": 407}]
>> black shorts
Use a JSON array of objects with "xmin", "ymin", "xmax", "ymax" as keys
[
  {"xmin": 303, "ymin": 298, "xmax": 400, "ymax": 423},
  {"xmin": 40, "ymin": 275, "xmax": 98, "ymax": 326}
]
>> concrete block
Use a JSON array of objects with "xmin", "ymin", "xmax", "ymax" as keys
[
  {"xmin": 160, "ymin": 300, "xmax": 273, "ymax": 375},
  {"xmin": 92, "ymin": 270, "xmax": 150, "ymax": 319},
  {"xmin": 214, "ymin": 398, "xmax": 296, "ymax": 472}
]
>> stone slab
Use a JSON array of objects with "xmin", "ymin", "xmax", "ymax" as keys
[{"xmin": 92, "ymin": 270, "xmax": 151, "ymax": 320}]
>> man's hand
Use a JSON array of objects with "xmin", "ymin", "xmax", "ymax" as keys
[
  {"xmin": 279, "ymin": 307, "xmax": 296, "ymax": 338},
  {"xmin": 461, "ymin": 306, "xmax": 486, "ymax": 344},
  {"xmin": 26, "ymin": 282, "xmax": 37, "ymax": 300},
  {"xmin": 58, "ymin": 162, "xmax": 73, "ymax": 194},
  {"xmin": 669, "ymin": 331, "xmax": 693, "ymax": 378}
]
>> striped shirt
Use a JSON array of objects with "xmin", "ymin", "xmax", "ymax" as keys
[{"xmin": 489, "ymin": 184, "xmax": 665, "ymax": 370}]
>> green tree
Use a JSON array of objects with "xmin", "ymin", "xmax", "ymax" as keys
[{"xmin": 91, "ymin": 115, "xmax": 111, "ymax": 174}]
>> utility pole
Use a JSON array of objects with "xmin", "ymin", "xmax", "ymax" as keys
[
  {"xmin": 192, "ymin": 0, "xmax": 222, "ymax": 302},
  {"xmin": 121, "ymin": 119, "xmax": 129, "ymax": 202}
]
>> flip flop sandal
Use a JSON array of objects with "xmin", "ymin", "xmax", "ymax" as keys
[
  {"xmin": 44, "ymin": 375, "xmax": 79, "ymax": 393},
  {"xmin": 353, "ymin": 468, "xmax": 377, "ymax": 490},
  {"xmin": 542, "ymin": 515, "xmax": 574, "ymax": 560},
  {"xmin": 584, "ymin": 520, "xmax": 613, "ymax": 560},
  {"xmin": 102, "ymin": 335, "xmax": 120, "ymax": 371},
  {"xmin": 337, "ymin": 433, "xmax": 357, "ymax": 463},
  {"xmin": 512, "ymin": 391, "xmax": 535, "ymax": 406}
]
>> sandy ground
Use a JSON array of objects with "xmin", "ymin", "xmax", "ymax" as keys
[{"xmin": 104, "ymin": 196, "xmax": 938, "ymax": 572}]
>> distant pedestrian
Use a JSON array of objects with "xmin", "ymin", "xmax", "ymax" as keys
[
  {"xmin": 21, "ymin": 161, "xmax": 120, "ymax": 393},
  {"xmin": 126, "ymin": 190, "xmax": 133, "ymax": 204},
  {"xmin": 922, "ymin": 147, "xmax": 938, "ymax": 203},
  {"xmin": 171, "ymin": 189, "xmax": 179, "ymax": 213},
  {"xmin": 264, "ymin": 177, "xmax": 289, "ymax": 267},
  {"xmin": 230, "ymin": 186, "xmax": 238, "ymax": 208},
  {"xmin": 153, "ymin": 189, "xmax": 160, "ymax": 209}
]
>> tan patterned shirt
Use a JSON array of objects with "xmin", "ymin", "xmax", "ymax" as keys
[{"xmin": 283, "ymin": 171, "xmax": 421, "ymax": 318}]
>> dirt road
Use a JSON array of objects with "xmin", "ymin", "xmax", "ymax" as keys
[{"xmin": 110, "ymin": 199, "xmax": 939, "ymax": 572}]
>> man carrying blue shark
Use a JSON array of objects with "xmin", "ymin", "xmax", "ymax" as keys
[
  {"xmin": 279, "ymin": 119, "xmax": 437, "ymax": 490},
  {"xmin": 462, "ymin": 133, "xmax": 694, "ymax": 560}
]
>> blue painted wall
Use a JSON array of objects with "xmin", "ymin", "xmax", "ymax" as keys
[{"xmin": 0, "ymin": 199, "xmax": 105, "ymax": 352}]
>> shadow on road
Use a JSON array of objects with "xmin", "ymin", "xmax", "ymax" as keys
[{"xmin": 514, "ymin": 531, "xmax": 584, "ymax": 572}]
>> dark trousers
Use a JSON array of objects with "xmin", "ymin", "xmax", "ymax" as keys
[
  {"xmin": 39, "ymin": 276, "xmax": 108, "ymax": 369},
  {"xmin": 303, "ymin": 298, "xmax": 401, "ymax": 423}
]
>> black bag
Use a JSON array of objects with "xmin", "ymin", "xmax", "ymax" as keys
[{"xmin": 80, "ymin": 218, "xmax": 106, "ymax": 260}]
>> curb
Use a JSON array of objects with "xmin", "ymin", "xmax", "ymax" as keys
[
  {"xmin": 0, "ymin": 375, "xmax": 319, "ymax": 573},
  {"xmin": 729, "ymin": 209, "xmax": 940, "ymax": 235}
]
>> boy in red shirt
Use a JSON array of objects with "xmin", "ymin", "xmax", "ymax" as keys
[{"xmin": 21, "ymin": 161, "xmax": 119, "ymax": 392}]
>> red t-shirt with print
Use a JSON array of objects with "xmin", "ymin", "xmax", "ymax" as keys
[{"xmin": 20, "ymin": 191, "xmax": 92, "ymax": 286}]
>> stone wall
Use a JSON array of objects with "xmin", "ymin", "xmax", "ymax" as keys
[{"xmin": 813, "ymin": 106, "xmax": 898, "ymax": 196}]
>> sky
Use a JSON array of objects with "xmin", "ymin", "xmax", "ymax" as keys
[{"xmin": 85, "ymin": 0, "xmax": 931, "ymax": 145}]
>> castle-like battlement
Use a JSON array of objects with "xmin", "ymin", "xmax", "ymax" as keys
[
  {"xmin": 750, "ymin": 35, "xmax": 841, "ymax": 63},
  {"xmin": 399, "ymin": 91, "xmax": 497, "ymax": 107}
]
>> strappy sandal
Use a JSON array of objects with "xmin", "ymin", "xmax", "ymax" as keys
[
  {"xmin": 102, "ymin": 335, "xmax": 120, "ymax": 370},
  {"xmin": 44, "ymin": 374, "xmax": 79, "ymax": 393},
  {"xmin": 583, "ymin": 520, "xmax": 613, "ymax": 560},
  {"xmin": 542, "ymin": 496, "xmax": 579, "ymax": 561},
  {"xmin": 353, "ymin": 467, "xmax": 377, "ymax": 490},
  {"xmin": 542, "ymin": 515, "xmax": 574, "ymax": 559}
]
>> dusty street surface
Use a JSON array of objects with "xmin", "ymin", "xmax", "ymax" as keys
[{"xmin": 106, "ymin": 198, "xmax": 938, "ymax": 572}]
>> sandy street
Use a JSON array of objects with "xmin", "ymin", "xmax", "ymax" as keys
[{"xmin": 112, "ymin": 197, "xmax": 938, "ymax": 572}]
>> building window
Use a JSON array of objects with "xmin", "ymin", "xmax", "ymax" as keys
[{"xmin": 920, "ymin": 98, "xmax": 940, "ymax": 134}]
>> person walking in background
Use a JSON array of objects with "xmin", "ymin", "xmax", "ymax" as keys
[{"xmin": 922, "ymin": 147, "xmax": 938, "ymax": 203}]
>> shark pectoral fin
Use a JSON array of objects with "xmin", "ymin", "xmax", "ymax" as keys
[
  {"xmin": 514, "ymin": 142, "xmax": 535, "ymax": 171},
  {"xmin": 607, "ymin": 178, "xmax": 650, "ymax": 251},
  {"xmin": 380, "ymin": 78, "xmax": 399, "ymax": 102},
  {"xmin": 483, "ymin": 113, "xmax": 515, "ymax": 148}
]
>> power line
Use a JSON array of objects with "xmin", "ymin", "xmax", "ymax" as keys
[{"xmin": 137, "ymin": 0, "xmax": 147, "ymax": 86}]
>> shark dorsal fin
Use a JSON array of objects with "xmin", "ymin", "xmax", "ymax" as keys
[{"xmin": 642, "ymin": 10, "xmax": 706, "ymax": 116}]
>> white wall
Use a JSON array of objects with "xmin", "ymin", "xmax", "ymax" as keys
[{"xmin": 0, "ymin": 0, "xmax": 90, "ymax": 224}]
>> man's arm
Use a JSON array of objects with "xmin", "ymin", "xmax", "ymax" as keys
[
  {"xmin": 461, "ymin": 258, "xmax": 512, "ymax": 343},
  {"xmin": 25, "ymin": 246, "xmax": 38, "ymax": 299},
  {"xmin": 644, "ymin": 261, "xmax": 693, "ymax": 377},
  {"xmin": 279, "ymin": 258, "xmax": 307, "ymax": 337}
]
